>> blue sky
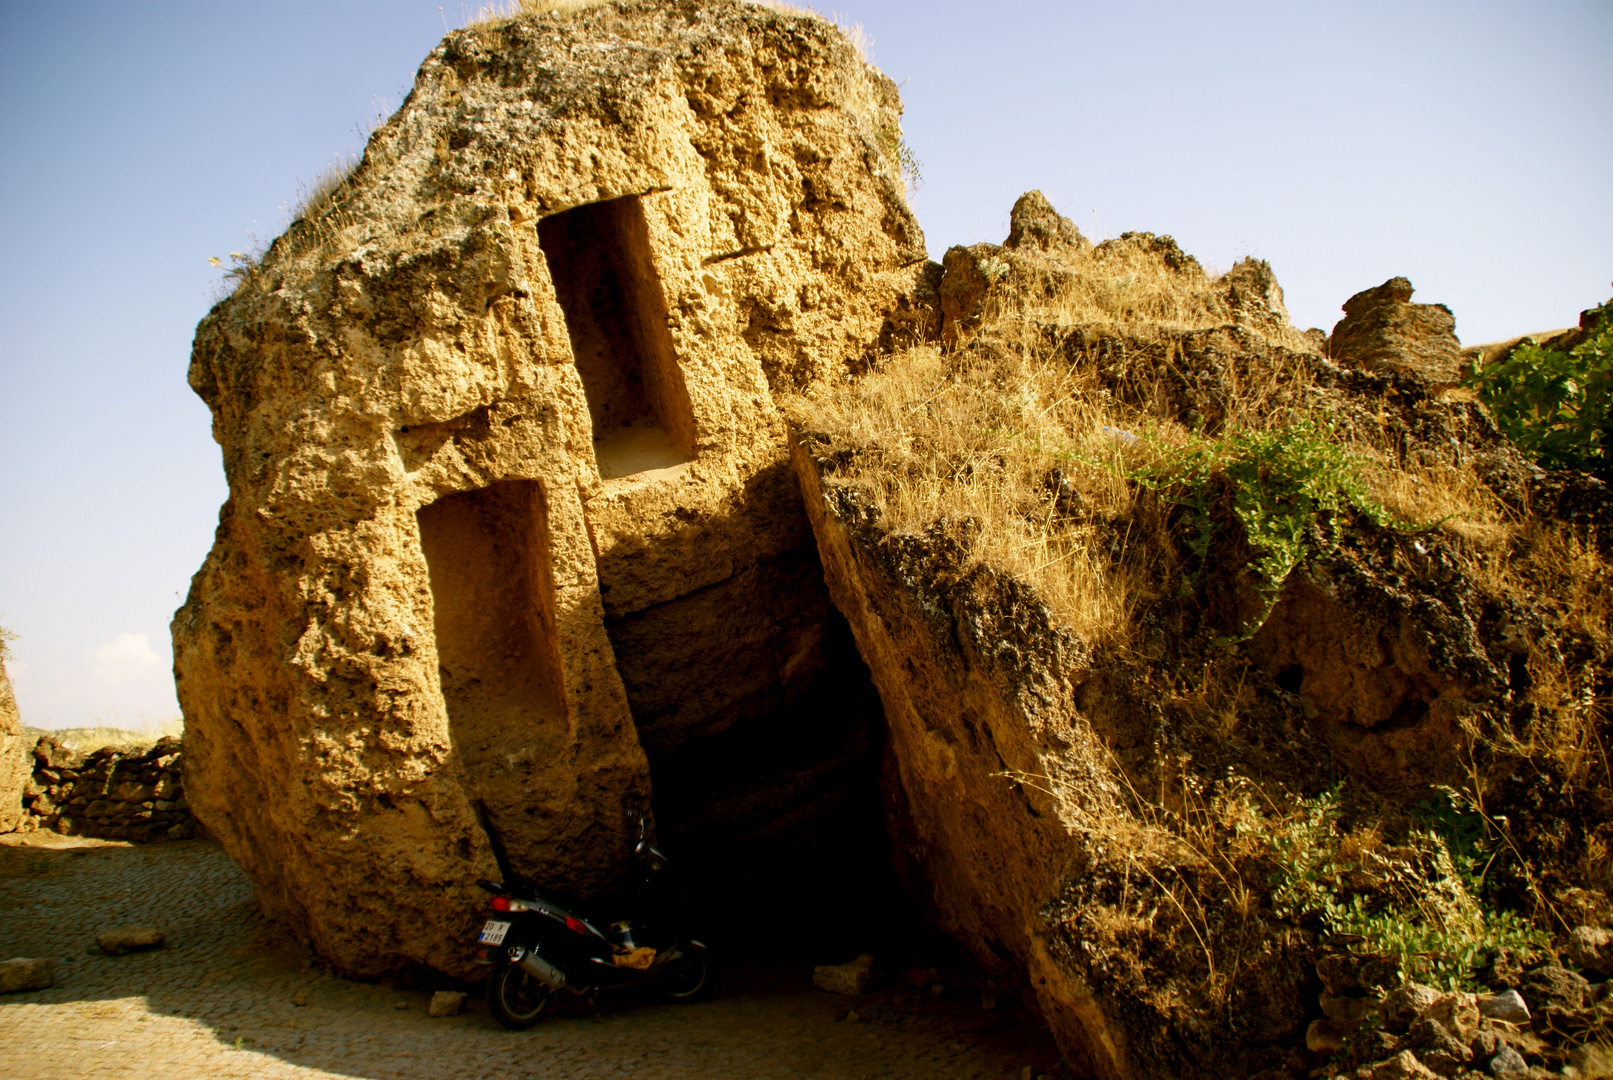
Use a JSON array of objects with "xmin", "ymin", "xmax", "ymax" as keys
[{"xmin": 0, "ymin": 0, "xmax": 1608, "ymax": 728}]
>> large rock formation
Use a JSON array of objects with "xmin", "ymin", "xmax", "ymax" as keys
[
  {"xmin": 174, "ymin": 0, "xmax": 923, "ymax": 977},
  {"xmin": 0, "ymin": 657, "xmax": 27, "ymax": 833}
]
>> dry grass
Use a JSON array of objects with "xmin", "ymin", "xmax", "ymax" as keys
[
  {"xmin": 803, "ymin": 340, "xmax": 1161, "ymax": 650},
  {"xmin": 288, "ymin": 153, "xmax": 360, "ymax": 226},
  {"xmin": 470, "ymin": 0, "xmax": 827, "ymax": 30},
  {"xmin": 467, "ymin": 0, "xmax": 607, "ymax": 25},
  {"xmin": 797, "ymin": 240, "xmax": 1312, "ymax": 648},
  {"xmin": 1460, "ymin": 521, "xmax": 1613, "ymax": 789}
]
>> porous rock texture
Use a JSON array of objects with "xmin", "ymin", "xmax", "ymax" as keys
[
  {"xmin": 0, "ymin": 658, "xmax": 27, "ymax": 833},
  {"xmin": 1329, "ymin": 276, "xmax": 1461, "ymax": 383},
  {"xmin": 174, "ymin": 0, "xmax": 923, "ymax": 978}
]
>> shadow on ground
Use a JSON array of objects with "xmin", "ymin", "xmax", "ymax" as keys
[{"xmin": 0, "ymin": 839, "xmax": 1067, "ymax": 1080}]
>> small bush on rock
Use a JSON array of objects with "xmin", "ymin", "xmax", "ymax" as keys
[
  {"xmin": 1129, "ymin": 420, "xmax": 1391, "ymax": 635},
  {"xmin": 1253, "ymin": 785, "xmax": 1548, "ymax": 991},
  {"xmin": 1466, "ymin": 298, "xmax": 1612, "ymax": 477}
]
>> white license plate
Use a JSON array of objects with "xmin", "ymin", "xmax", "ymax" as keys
[{"xmin": 478, "ymin": 919, "xmax": 512, "ymax": 945}]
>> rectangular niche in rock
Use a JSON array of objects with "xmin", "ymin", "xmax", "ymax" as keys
[
  {"xmin": 417, "ymin": 480, "xmax": 568, "ymax": 793},
  {"xmin": 538, "ymin": 194, "xmax": 697, "ymax": 480}
]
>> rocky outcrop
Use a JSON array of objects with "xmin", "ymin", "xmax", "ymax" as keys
[
  {"xmin": 15, "ymin": 736, "xmax": 195, "ymax": 842},
  {"xmin": 0, "ymin": 659, "xmax": 25, "ymax": 833},
  {"xmin": 1329, "ymin": 276, "xmax": 1461, "ymax": 383},
  {"xmin": 174, "ymin": 0, "xmax": 922, "ymax": 977},
  {"xmin": 789, "ymin": 189, "xmax": 1613, "ymax": 1078},
  {"xmin": 788, "ymin": 453, "xmax": 1134, "ymax": 1077}
]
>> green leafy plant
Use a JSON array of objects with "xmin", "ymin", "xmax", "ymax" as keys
[
  {"xmin": 1466, "ymin": 298, "xmax": 1612, "ymax": 477},
  {"xmin": 1129, "ymin": 420, "xmax": 1389, "ymax": 634},
  {"xmin": 1252, "ymin": 785, "xmax": 1547, "ymax": 990}
]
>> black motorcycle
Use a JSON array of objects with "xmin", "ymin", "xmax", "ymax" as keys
[{"xmin": 471, "ymin": 818, "xmax": 708, "ymax": 1029}]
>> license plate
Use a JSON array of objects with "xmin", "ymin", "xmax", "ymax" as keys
[{"xmin": 478, "ymin": 919, "xmax": 511, "ymax": 945}]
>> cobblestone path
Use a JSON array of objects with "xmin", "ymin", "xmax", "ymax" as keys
[{"xmin": 0, "ymin": 838, "xmax": 1065, "ymax": 1079}]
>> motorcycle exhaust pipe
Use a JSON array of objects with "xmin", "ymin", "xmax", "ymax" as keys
[{"xmin": 514, "ymin": 948, "xmax": 567, "ymax": 991}]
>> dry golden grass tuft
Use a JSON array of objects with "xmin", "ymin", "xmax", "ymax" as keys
[
  {"xmin": 1460, "ymin": 521, "xmax": 1612, "ymax": 789},
  {"xmin": 801, "ymin": 339, "xmax": 1162, "ymax": 650},
  {"xmin": 794, "ymin": 241, "xmax": 1309, "ymax": 649}
]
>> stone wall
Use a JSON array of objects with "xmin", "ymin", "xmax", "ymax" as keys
[{"xmin": 13, "ymin": 736, "xmax": 196, "ymax": 842}]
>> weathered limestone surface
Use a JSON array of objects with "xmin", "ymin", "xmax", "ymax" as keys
[
  {"xmin": 0, "ymin": 659, "xmax": 27, "ymax": 833},
  {"xmin": 174, "ymin": 0, "xmax": 922, "ymax": 977}
]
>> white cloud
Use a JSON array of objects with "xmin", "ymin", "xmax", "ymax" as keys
[
  {"xmin": 86, "ymin": 632, "xmax": 165, "ymax": 686},
  {"xmin": 8, "ymin": 632, "xmax": 180, "ymax": 730}
]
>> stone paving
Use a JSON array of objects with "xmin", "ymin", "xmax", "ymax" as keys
[{"xmin": 0, "ymin": 837, "xmax": 1067, "ymax": 1080}]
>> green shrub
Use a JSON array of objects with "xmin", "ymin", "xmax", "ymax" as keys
[
  {"xmin": 1466, "ymin": 299, "xmax": 1612, "ymax": 477},
  {"xmin": 1254, "ymin": 785, "xmax": 1547, "ymax": 990},
  {"xmin": 1129, "ymin": 420, "xmax": 1389, "ymax": 635}
]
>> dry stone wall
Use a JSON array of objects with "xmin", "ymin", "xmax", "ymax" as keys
[{"xmin": 12, "ymin": 736, "xmax": 196, "ymax": 842}]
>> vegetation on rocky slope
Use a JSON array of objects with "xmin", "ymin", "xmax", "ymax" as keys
[
  {"xmin": 1467, "ymin": 298, "xmax": 1612, "ymax": 478},
  {"xmin": 793, "ymin": 191, "xmax": 1613, "ymax": 1078}
]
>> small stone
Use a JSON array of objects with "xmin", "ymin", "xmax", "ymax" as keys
[
  {"xmin": 1383, "ymin": 984, "xmax": 1443, "ymax": 1029},
  {"xmin": 1308, "ymin": 1018, "xmax": 1347, "ymax": 1053},
  {"xmin": 1487, "ymin": 1045, "xmax": 1528, "ymax": 1080},
  {"xmin": 1323, "ymin": 991, "xmax": 1375, "ymax": 1025},
  {"xmin": 844, "ymin": 1009, "xmax": 859, "ymax": 1023},
  {"xmin": 96, "ymin": 926, "xmax": 165, "ymax": 955},
  {"xmin": 1568, "ymin": 927, "xmax": 1613, "ymax": 979},
  {"xmin": 931, "ymin": 982, "xmax": 944, "ymax": 997},
  {"xmin": 1350, "ymin": 1027, "xmax": 1403, "ymax": 1069},
  {"xmin": 1569, "ymin": 1043, "xmax": 1613, "ymax": 1080},
  {"xmin": 1425, "ymin": 992, "xmax": 1480, "ymax": 1039},
  {"xmin": 1469, "ymin": 1030, "xmax": 1500, "ymax": 1060},
  {"xmin": 1398, "ymin": 1017, "xmax": 1471, "ymax": 1076},
  {"xmin": 1519, "ymin": 966, "xmax": 1588, "ymax": 1013},
  {"xmin": 0, "ymin": 958, "xmax": 54, "ymax": 993},
  {"xmin": 428, "ymin": 990, "xmax": 466, "ymax": 1017},
  {"xmin": 980, "ymin": 992, "xmax": 997, "ymax": 1011},
  {"xmin": 1362, "ymin": 1049, "xmax": 1439, "ymax": 1079},
  {"xmin": 393, "ymin": 999, "xmax": 409, "ymax": 1010},
  {"xmin": 291, "ymin": 991, "xmax": 308, "ymax": 1007},
  {"xmin": 1478, "ymin": 989, "xmax": 1531, "ymax": 1025},
  {"xmin": 813, "ymin": 954, "xmax": 874, "ymax": 996}
]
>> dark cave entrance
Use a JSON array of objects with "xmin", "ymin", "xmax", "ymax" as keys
[
  {"xmin": 537, "ymin": 194, "xmax": 697, "ymax": 480},
  {"xmin": 606, "ymin": 571, "xmax": 922, "ymax": 960}
]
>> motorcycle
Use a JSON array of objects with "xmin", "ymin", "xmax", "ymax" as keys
[{"xmin": 470, "ymin": 815, "xmax": 709, "ymax": 1029}]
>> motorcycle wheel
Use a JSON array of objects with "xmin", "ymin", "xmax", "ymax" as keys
[
  {"xmin": 660, "ymin": 949, "xmax": 708, "ymax": 1001},
  {"xmin": 487, "ymin": 963, "xmax": 553, "ymax": 1029}
]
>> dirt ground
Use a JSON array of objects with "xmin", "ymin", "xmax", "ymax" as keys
[{"xmin": 0, "ymin": 836, "xmax": 1067, "ymax": 1080}]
